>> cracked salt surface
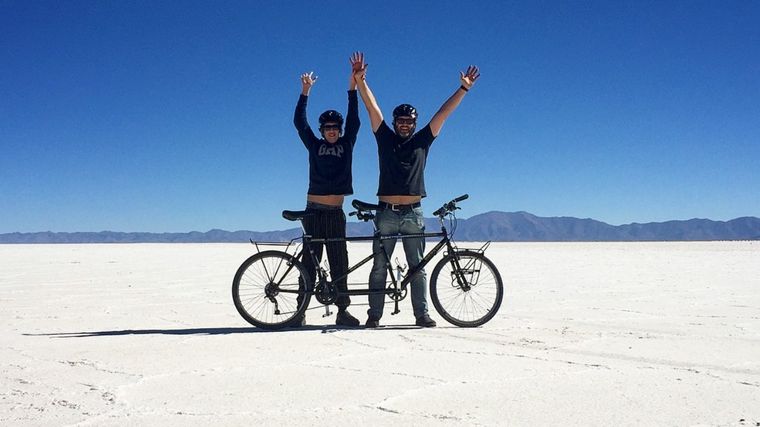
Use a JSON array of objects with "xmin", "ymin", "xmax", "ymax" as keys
[{"xmin": 1, "ymin": 242, "xmax": 759, "ymax": 426}]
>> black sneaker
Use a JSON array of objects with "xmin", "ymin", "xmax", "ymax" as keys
[
  {"xmin": 288, "ymin": 314, "xmax": 306, "ymax": 328},
  {"xmin": 365, "ymin": 317, "xmax": 380, "ymax": 328},
  {"xmin": 415, "ymin": 314, "xmax": 437, "ymax": 328},
  {"xmin": 335, "ymin": 310, "xmax": 360, "ymax": 327}
]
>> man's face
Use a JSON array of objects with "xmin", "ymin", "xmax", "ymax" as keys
[
  {"xmin": 321, "ymin": 122, "xmax": 341, "ymax": 143},
  {"xmin": 394, "ymin": 116, "xmax": 416, "ymax": 138}
]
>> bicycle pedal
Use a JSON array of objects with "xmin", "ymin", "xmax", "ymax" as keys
[{"xmin": 322, "ymin": 305, "xmax": 333, "ymax": 318}]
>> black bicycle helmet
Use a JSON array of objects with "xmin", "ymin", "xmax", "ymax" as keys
[
  {"xmin": 392, "ymin": 104, "xmax": 418, "ymax": 121},
  {"xmin": 318, "ymin": 110, "xmax": 344, "ymax": 127}
]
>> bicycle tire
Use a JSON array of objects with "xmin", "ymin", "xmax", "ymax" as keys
[
  {"xmin": 232, "ymin": 250, "xmax": 311, "ymax": 330},
  {"xmin": 430, "ymin": 250, "xmax": 503, "ymax": 327}
]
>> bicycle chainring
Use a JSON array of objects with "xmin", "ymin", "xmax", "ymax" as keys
[
  {"xmin": 314, "ymin": 281, "xmax": 338, "ymax": 305},
  {"xmin": 388, "ymin": 286, "xmax": 407, "ymax": 301}
]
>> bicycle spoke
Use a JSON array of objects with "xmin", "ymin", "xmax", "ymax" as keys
[
  {"xmin": 233, "ymin": 251, "xmax": 311, "ymax": 329},
  {"xmin": 430, "ymin": 252, "xmax": 503, "ymax": 327}
]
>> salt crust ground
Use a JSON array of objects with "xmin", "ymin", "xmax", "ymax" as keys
[{"xmin": 1, "ymin": 242, "xmax": 759, "ymax": 426}]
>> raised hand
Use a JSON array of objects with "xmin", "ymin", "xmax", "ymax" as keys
[
  {"xmin": 301, "ymin": 71, "xmax": 317, "ymax": 94},
  {"xmin": 459, "ymin": 65, "xmax": 480, "ymax": 90},
  {"xmin": 350, "ymin": 51, "xmax": 367, "ymax": 82}
]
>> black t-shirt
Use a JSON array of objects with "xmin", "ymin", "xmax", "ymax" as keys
[
  {"xmin": 293, "ymin": 91, "xmax": 359, "ymax": 195},
  {"xmin": 374, "ymin": 120, "xmax": 436, "ymax": 197}
]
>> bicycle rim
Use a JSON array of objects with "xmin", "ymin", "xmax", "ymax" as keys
[
  {"xmin": 430, "ymin": 251, "xmax": 503, "ymax": 327},
  {"xmin": 232, "ymin": 251, "xmax": 310, "ymax": 329}
]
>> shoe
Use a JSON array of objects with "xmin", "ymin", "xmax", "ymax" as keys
[
  {"xmin": 365, "ymin": 317, "xmax": 380, "ymax": 328},
  {"xmin": 415, "ymin": 314, "xmax": 437, "ymax": 328},
  {"xmin": 335, "ymin": 309, "xmax": 360, "ymax": 327},
  {"xmin": 288, "ymin": 314, "xmax": 306, "ymax": 328}
]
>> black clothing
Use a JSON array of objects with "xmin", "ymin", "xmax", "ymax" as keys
[
  {"xmin": 299, "ymin": 205, "xmax": 351, "ymax": 309},
  {"xmin": 294, "ymin": 91, "xmax": 359, "ymax": 195},
  {"xmin": 374, "ymin": 120, "xmax": 436, "ymax": 197},
  {"xmin": 415, "ymin": 313, "xmax": 437, "ymax": 327},
  {"xmin": 377, "ymin": 201, "xmax": 422, "ymax": 211},
  {"xmin": 335, "ymin": 310, "xmax": 360, "ymax": 326}
]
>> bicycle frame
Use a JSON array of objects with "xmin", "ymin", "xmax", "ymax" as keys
[
  {"xmin": 248, "ymin": 194, "xmax": 483, "ymax": 308},
  {"xmin": 233, "ymin": 194, "xmax": 505, "ymax": 328},
  {"xmin": 302, "ymin": 229, "xmax": 452, "ymax": 298}
]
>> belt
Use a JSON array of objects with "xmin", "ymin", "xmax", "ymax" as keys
[{"xmin": 378, "ymin": 201, "xmax": 421, "ymax": 211}]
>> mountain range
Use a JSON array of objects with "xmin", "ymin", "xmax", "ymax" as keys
[{"xmin": 2, "ymin": 211, "xmax": 759, "ymax": 243}]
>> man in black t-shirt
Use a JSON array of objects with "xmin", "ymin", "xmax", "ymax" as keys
[{"xmin": 351, "ymin": 52, "xmax": 480, "ymax": 328}]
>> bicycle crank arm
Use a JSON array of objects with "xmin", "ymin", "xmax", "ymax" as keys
[{"xmin": 392, "ymin": 299, "xmax": 400, "ymax": 315}]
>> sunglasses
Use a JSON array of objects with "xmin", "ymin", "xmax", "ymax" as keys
[
  {"xmin": 395, "ymin": 118, "xmax": 416, "ymax": 125},
  {"xmin": 321, "ymin": 125, "xmax": 341, "ymax": 131}
]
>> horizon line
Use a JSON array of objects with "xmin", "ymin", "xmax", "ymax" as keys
[{"xmin": 2, "ymin": 210, "xmax": 759, "ymax": 235}]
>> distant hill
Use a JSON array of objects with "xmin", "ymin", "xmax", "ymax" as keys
[
  {"xmin": 0, "ymin": 229, "xmax": 301, "ymax": 244},
  {"xmin": 452, "ymin": 212, "xmax": 760, "ymax": 241},
  {"xmin": 2, "ymin": 212, "xmax": 759, "ymax": 243}
]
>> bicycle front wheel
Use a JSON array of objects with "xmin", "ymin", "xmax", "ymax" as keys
[
  {"xmin": 232, "ymin": 250, "xmax": 311, "ymax": 330},
  {"xmin": 430, "ymin": 250, "xmax": 503, "ymax": 327}
]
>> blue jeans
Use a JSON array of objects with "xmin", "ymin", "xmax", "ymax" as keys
[{"xmin": 367, "ymin": 206, "xmax": 428, "ymax": 319}]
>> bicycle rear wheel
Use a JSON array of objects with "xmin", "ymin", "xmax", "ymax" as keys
[
  {"xmin": 232, "ymin": 250, "xmax": 311, "ymax": 330},
  {"xmin": 430, "ymin": 250, "xmax": 503, "ymax": 327}
]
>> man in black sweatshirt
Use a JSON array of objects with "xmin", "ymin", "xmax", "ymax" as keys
[{"xmin": 291, "ymin": 54, "xmax": 364, "ymax": 327}]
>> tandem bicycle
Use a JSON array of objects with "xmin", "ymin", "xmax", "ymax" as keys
[{"xmin": 232, "ymin": 194, "xmax": 504, "ymax": 329}]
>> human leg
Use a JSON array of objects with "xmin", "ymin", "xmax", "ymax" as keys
[
  {"xmin": 400, "ymin": 207, "xmax": 430, "ymax": 319},
  {"xmin": 367, "ymin": 208, "xmax": 400, "ymax": 322},
  {"xmin": 300, "ymin": 208, "xmax": 325, "ymax": 284},
  {"xmin": 323, "ymin": 209, "xmax": 351, "ymax": 310},
  {"xmin": 320, "ymin": 209, "xmax": 359, "ymax": 326},
  {"xmin": 293, "ymin": 208, "xmax": 324, "ymax": 326}
]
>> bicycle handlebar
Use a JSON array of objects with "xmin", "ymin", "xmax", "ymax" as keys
[
  {"xmin": 350, "ymin": 194, "xmax": 469, "ymax": 218},
  {"xmin": 433, "ymin": 194, "xmax": 469, "ymax": 217},
  {"xmin": 349, "ymin": 208, "xmax": 375, "ymax": 222}
]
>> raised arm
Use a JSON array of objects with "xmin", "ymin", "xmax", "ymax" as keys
[
  {"xmin": 428, "ymin": 65, "xmax": 480, "ymax": 137},
  {"xmin": 351, "ymin": 52, "xmax": 383, "ymax": 132},
  {"xmin": 294, "ymin": 71, "xmax": 318, "ymax": 144},
  {"xmin": 301, "ymin": 71, "xmax": 317, "ymax": 97},
  {"xmin": 344, "ymin": 57, "xmax": 361, "ymax": 139},
  {"xmin": 348, "ymin": 55, "xmax": 358, "ymax": 92}
]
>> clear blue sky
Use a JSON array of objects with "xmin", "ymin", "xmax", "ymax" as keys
[{"xmin": 2, "ymin": 0, "xmax": 759, "ymax": 233}]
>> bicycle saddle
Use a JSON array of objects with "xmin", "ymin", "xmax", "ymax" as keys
[
  {"xmin": 351, "ymin": 200, "xmax": 379, "ymax": 211},
  {"xmin": 282, "ymin": 210, "xmax": 313, "ymax": 221}
]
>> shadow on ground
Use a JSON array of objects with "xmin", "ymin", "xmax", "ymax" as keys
[{"xmin": 23, "ymin": 324, "xmax": 429, "ymax": 338}]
